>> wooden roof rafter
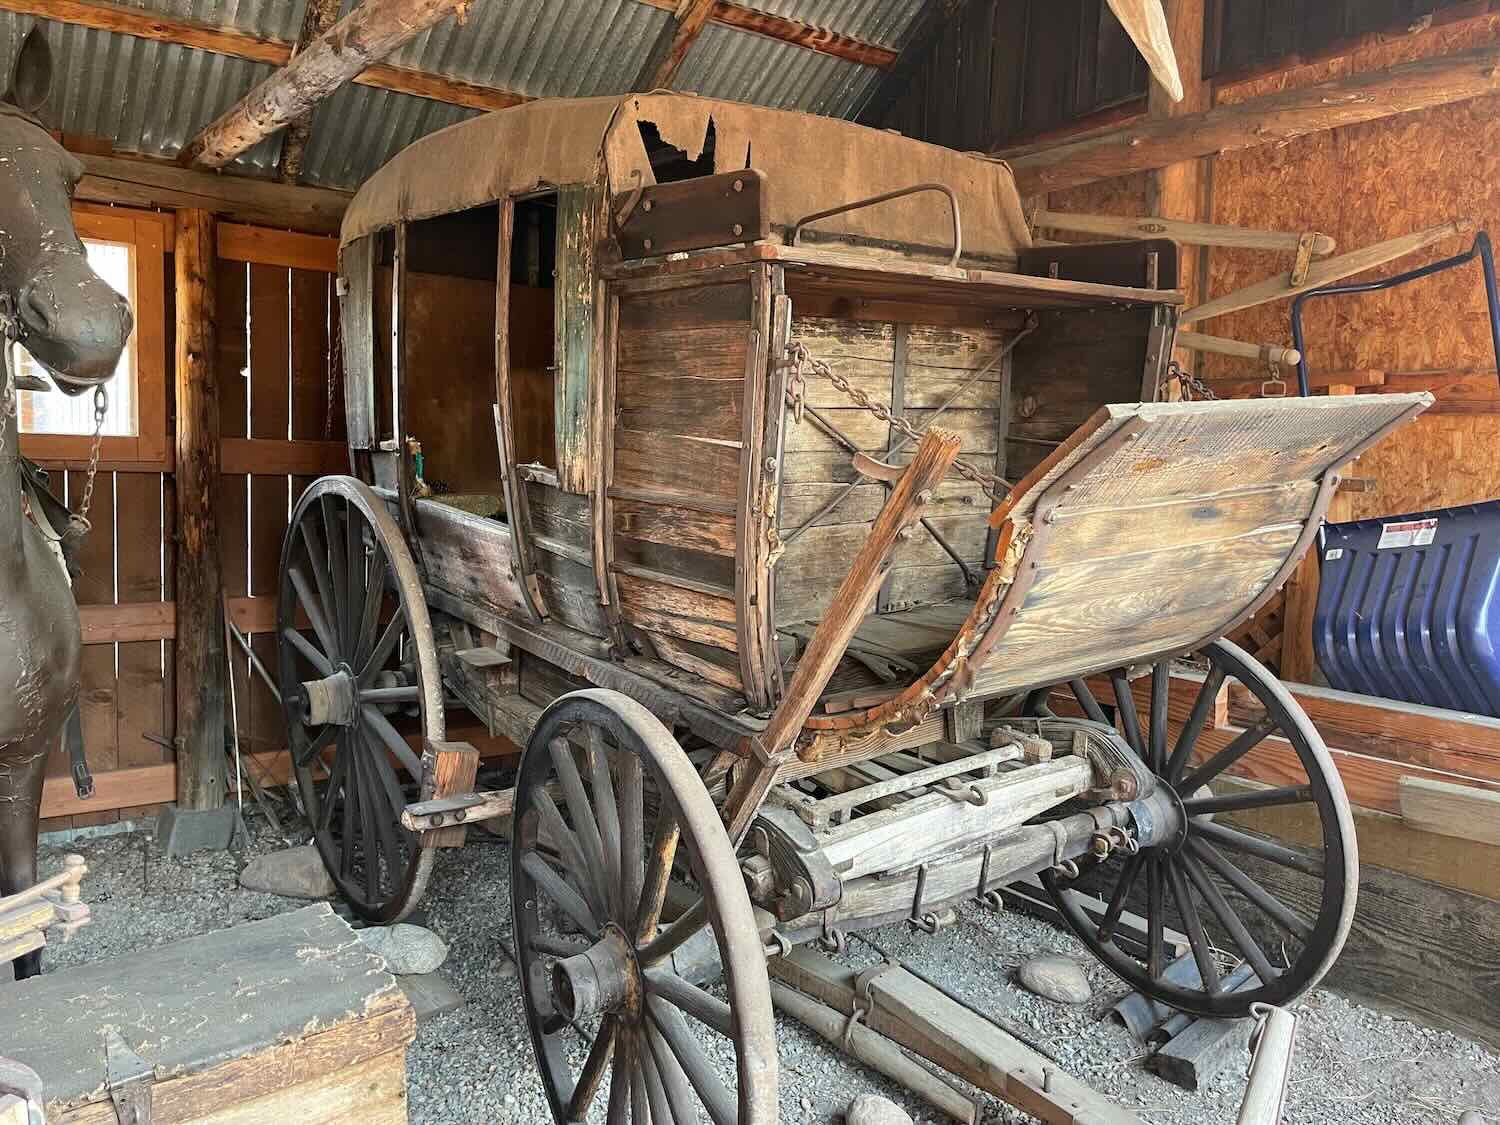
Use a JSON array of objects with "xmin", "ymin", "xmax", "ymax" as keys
[
  {"xmin": 635, "ymin": 0, "xmax": 719, "ymax": 92},
  {"xmin": 277, "ymin": 0, "xmax": 341, "ymax": 183}
]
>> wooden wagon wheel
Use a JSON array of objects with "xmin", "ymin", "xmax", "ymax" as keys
[
  {"xmin": 1037, "ymin": 638, "xmax": 1357, "ymax": 1018},
  {"xmin": 277, "ymin": 476, "xmax": 444, "ymax": 924},
  {"xmin": 513, "ymin": 689, "xmax": 778, "ymax": 1125}
]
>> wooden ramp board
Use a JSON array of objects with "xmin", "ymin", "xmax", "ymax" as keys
[
  {"xmin": 973, "ymin": 393, "xmax": 1431, "ymax": 697},
  {"xmin": 1, "ymin": 904, "xmax": 414, "ymax": 1123}
]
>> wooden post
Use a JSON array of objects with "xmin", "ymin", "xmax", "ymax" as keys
[
  {"xmin": 1280, "ymin": 383, "xmax": 1356, "ymax": 683},
  {"xmin": 174, "ymin": 208, "xmax": 226, "ymax": 811},
  {"xmin": 1144, "ymin": 0, "xmax": 1207, "ymax": 377}
]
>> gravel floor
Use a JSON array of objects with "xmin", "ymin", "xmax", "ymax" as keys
[{"xmin": 23, "ymin": 812, "xmax": 1500, "ymax": 1125}]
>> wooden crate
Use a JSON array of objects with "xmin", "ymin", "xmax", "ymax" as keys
[{"xmin": 0, "ymin": 905, "xmax": 414, "ymax": 1123}]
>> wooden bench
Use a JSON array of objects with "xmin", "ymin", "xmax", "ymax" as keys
[{"xmin": 0, "ymin": 904, "xmax": 415, "ymax": 1123}]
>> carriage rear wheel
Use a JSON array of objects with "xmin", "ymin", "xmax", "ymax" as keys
[
  {"xmin": 513, "ymin": 690, "xmax": 778, "ymax": 1125},
  {"xmin": 1038, "ymin": 638, "xmax": 1357, "ymax": 1018},
  {"xmin": 277, "ymin": 476, "xmax": 444, "ymax": 924}
]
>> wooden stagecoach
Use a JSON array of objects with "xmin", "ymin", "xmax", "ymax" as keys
[{"xmin": 274, "ymin": 94, "xmax": 1430, "ymax": 1122}]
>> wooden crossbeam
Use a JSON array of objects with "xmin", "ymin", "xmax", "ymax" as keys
[
  {"xmin": 181, "ymin": 0, "xmax": 479, "ymax": 168},
  {"xmin": 633, "ymin": 0, "xmax": 898, "ymax": 68},
  {"xmin": 1181, "ymin": 219, "xmax": 1472, "ymax": 324},
  {"xmin": 0, "ymin": 0, "xmax": 527, "ymax": 113},
  {"xmin": 635, "ymin": 0, "xmax": 717, "ymax": 91},
  {"xmin": 1004, "ymin": 44, "xmax": 1500, "ymax": 195},
  {"xmin": 277, "ymin": 0, "xmax": 341, "ymax": 183}
]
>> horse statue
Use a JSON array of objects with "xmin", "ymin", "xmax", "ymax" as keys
[{"xmin": 0, "ymin": 27, "xmax": 132, "ymax": 981}]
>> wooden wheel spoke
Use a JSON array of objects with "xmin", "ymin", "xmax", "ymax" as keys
[
  {"xmin": 586, "ymin": 727, "xmax": 624, "ymax": 923},
  {"xmin": 636, "ymin": 807, "xmax": 681, "ymax": 942},
  {"xmin": 1111, "ymin": 671, "xmax": 1144, "ymax": 756},
  {"xmin": 294, "ymin": 721, "xmax": 337, "ymax": 767},
  {"xmin": 639, "ymin": 898, "xmax": 709, "ymax": 967},
  {"xmin": 360, "ymin": 703, "xmax": 424, "ymax": 778},
  {"xmin": 1148, "ymin": 661, "xmax": 1170, "ymax": 773},
  {"xmin": 643, "ymin": 1016, "xmax": 705, "ymax": 1125},
  {"xmin": 635, "ymin": 1027, "xmax": 679, "ymax": 1125},
  {"xmin": 618, "ymin": 753, "xmax": 645, "ymax": 930},
  {"xmin": 1194, "ymin": 819, "xmax": 1324, "ymax": 877},
  {"xmin": 644, "ymin": 966, "xmax": 734, "ymax": 1037},
  {"xmin": 353, "ymin": 558, "xmax": 387, "ymax": 668},
  {"xmin": 295, "ymin": 520, "xmax": 341, "ymax": 659},
  {"xmin": 365, "ymin": 730, "xmax": 415, "ymax": 842},
  {"xmin": 319, "ymin": 740, "xmax": 348, "ymax": 834},
  {"xmin": 1166, "ymin": 859, "xmax": 1222, "ymax": 995},
  {"xmin": 607, "ymin": 1036, "xmax": 631, "ymax": 1125},
  {"xmin": 353, "ymin": 748, "xmax": 381, "ymax": 902},
  {"xmin": 1188, "ymin": 838, "xmax": 1314, "ymax": 941},
  {"xmin": 1145, "ymin": 854, "xmax": 1165, "ymax": 980},
  {"xmin": 1097, "ymin": 851, "xmax": 1146, "ymax": 944},
  {"xmin": 356, "ymin": 734, "xmax": 405, "ymax": 893},
  {"xmin": 1181, "ymin": 852, "xmax": 1278, "ymax": 986},
  {"xmin": 319, "ymin": 494, "xmax": 349, "ymax": 642},
  {"xmin": 530, "ymin": 933, "xmax": 590, "ymax": 958},
  {"xmin": 359, "ymin": 614, "xmax": 406, "ymax": 686},
  {"xmin": 284, "ymin": 627, "xmax": 333, "ymax": 678},
  {"xmin": 361, "ymin": 685, "xmax": 420, "ymax": 705},
  {"xmin": 1178, "ymin": 716, "xmax": 1277, "ymax": 794},
  {"xmin": 567, "ymin": 1015, "xmax": 617, "ymax": 1120},
  {"xmin": 521, "ymin": 851, "xmax": 600, "ymax": 936},
  {"xmin": 340, "ymin": 737, "xmax": 360, "ymax": 881},
  {"xmin": 344, "ymin": 499, "xmax": 364, "ymax": 657},
  {"xmin": 548, "ymin": 737, "xmax": 611, "ymax": 907},
  {"xmin": 1166, "ymin": 664, "xmax": 1227, "ymax": 783},
  {"xmin": 1069, "ymin": 678, "xmax": 1109, "ymax": 725},
  {"xmin": 647, "ymin": 996, "xmax": 736, "ymax": 1125},
  {"xmin": 629, "ymin": 1040, "xmax": 649, "ymax": 1125},
  {"xmin": 534, "ymin": 789, "xmax": 608, "ymax": 921},
  {"xmin": 1182, "ymin": 785, "xmax": 1312, "ymax": 816}
]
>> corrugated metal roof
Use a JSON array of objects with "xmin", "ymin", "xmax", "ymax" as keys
[{"xmin": 0, "ymin": 0, "xmax": 929, "ymax": 192}]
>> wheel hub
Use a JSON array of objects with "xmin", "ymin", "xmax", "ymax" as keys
[
  {"xmin": 1128, "ymin": 782, "xmax": 1188, "ymax": 852},
  {"xmin": 298, "ymin": 665, "xmax": 357, "ymax": 726},
  {"xmin": 550, "ymin": 924, "xmax": 640, "ymax": 1023}
]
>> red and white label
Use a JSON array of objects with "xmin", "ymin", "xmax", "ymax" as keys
[{"xmin": 1376, "ymin": 517, "xmax": 1438, "ymax": 550}]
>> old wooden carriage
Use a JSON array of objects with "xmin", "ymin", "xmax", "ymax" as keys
[{"xmin": 274, "ymin": 94, "xmax": 1430, "ymax": 1122}]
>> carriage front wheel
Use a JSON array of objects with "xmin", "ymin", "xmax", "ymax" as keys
[
  {"xmin": 277, "ymin": 476, "xmax": 443, "ymax": 924},
  {"xmin": 1038, "ymin": 638, "xmax": 1358, "ymax": 1019},
  {"xmin": 513, "ymin": 690, "xmax": 778, "ymax": 1124}
]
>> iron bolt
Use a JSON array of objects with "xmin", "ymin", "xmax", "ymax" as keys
[
  {"xmin": 733, "ymin": 179, "xmax": 744, "ymax": 192},
  {"xmin": 733, "ymin": 223, "xmax": 744, "ymax": 237}
]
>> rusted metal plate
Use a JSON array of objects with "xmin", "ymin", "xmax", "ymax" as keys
[{"xmin": 615, "ymin": 169, "xmax": 769, "ymax": 259}]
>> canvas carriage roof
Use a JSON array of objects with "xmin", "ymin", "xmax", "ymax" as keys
[{"xmin": 340, "ymin": 93, "xmax": 1034, "ymax": 262}]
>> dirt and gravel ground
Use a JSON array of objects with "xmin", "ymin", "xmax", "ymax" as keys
[{"xmin": 21, "ymin": 812, "xmax": 1500, "ymax": 1124}]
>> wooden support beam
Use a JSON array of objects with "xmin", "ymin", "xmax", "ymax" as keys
[
  {"xmin": 1399, "ymin": 776, "xmax": 1500, "ymax": 846},
  {"xmin": 634, "ymin": 0, "xmax": 898, "ymax": 68},
  {"xmin": 174, "ymin": 208, "xmax": 227, "ymax": 812},
  {"xmin": 1107, "ymin": 0, "xmax": 1184, "ymax": 102},
  {"xmin": 1004, "ymin": 44, "xmax": 1500, "ymax": 195},
  {"xmin": 1034, "ymin": 210, "xmax": 1335, "ymax": 255},
  {"xmin": 1176, "ymin": 330, "xmax": 1300, "ymax": 368},
  {"xmin": 76, "ymin": 151, "xmax": 348, "ymax": 234},
  {"xmin": 635, "ymin": 0, "xmax": 718, "ymax": 91},
  {"xmin": 179, "ymin": 0, "xmax": 473, "ymax": 169},
  {"xmin": 0, "ymin": 0, "xmax": 526, "ymax": 113},
  {"xmin": 1181, "ymin": 219, "xmax": 1473, "ymax": 325},
  {"xmin": 277, "ymin": 0, "xmax": 341, "ymax": 183}
]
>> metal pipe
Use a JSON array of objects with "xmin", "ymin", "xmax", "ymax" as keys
[
  {"xmin": 1237, "ymin": 1003, "xmax": 1297, "ymax": 1125},
  {"xmin": 791, "ymin": 183, "xmax": 963, "ymax": 267}
]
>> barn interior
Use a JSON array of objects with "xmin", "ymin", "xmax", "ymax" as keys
[{"xmin": 4, "ymin": 2, "xmax": 1500, "ymax": 1124}]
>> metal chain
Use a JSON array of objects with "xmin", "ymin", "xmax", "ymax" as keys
[
  {"xmin": 783, "ymin": 340, "xmax": 1009, "ymax": 499},
  {"xmin": 0, "ymin": 295, "xmax": 17, "ymax": 442},
  {"xmin": 1164, "ymin": 357, "xmax": 1219, "ymax": 401},
  {"xmin": 75, "ymin": 384, "xmax": 108, "ymax": 528}
]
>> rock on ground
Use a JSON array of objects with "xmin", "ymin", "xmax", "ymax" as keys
[
  {"xmin": 358, "ymin": 923, "xmax": 450, "ymax": 976},
  {"xmin": 1017, "ymin": 953, "xmax": 1092, "ymax": 1004},
  {"xmin": 845, "ymin": 1093, "xmax": 914, "ymax": 1124},
  {"xmin": 237, "ymin": 845, "xmax": 333, "ymax": 900}
]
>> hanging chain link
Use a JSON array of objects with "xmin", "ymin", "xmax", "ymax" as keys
[
  {"xmin": 75, "ymin": 384, "xmax": 108, "ymax": 529},
  {"xmin": 0, "ymin": 294, "xmax": 18, "ymax": 443},
  {"xmin": 1163, "ymin": 357, "xmax": 1219, "ymax": 402},
  {"xmin": 783, "ymin": 340, "xmax": 1009, "ymax": 499}
]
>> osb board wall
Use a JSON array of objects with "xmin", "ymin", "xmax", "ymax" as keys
[{"xmin": 1045, "ymin": 14, "xmax": 1500, "ymax": 524}]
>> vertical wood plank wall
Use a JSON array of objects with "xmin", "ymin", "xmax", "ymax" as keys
[{"xmin": 35, "ymin": 216, "xmax": 342, "ymax": 830}]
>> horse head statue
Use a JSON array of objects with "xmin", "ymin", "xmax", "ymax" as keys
[{"xmin": 0, "ymin": 27, "xmax": 132, "ymax": 982}]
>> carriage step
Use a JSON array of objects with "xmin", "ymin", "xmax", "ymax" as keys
[{"xmin": 454, "ymin": 646, "xmax": 511, "ymax": 669}]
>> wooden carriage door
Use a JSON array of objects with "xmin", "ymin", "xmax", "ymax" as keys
[{"xmin": 604, "ymin": 270, "xmax": 776, "ymax": 709}]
